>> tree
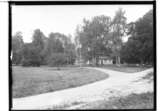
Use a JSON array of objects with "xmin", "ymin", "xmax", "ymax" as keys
[
  {"xmin": 111, "ymin": 8, "xmax": 127, "ymax": 65},
  {"xmin": 76, "ymin": 15, "xmax": 112, "ymax": 66},
  {"xmin": 32, "ymin": 29, "xmax": 45, "ymax": 65},
  {"xmin": 47, "ymin": 53, "xmax": 67, "ymax": 69},
  {"xmin": 46, "ymin": 32, "xmax": 76, "ymax": 65},
  {"xmin": 32, "ymin": 29, "xmax": 45, "ymax": 52},
  {"xmin": 46, "ymin": 33, "xmax": 64, "ymax": 55},
  {"xmin": 64, "ymin": 43, "xmax": 76, "ymax": 65},
  {"xmin": 63, "ymin": 34, "xmax": 76, "ymax": 65},
  {"xmin": 12, "ymin": 32, "xmax": 24, "ymax": 65},
  {"xmin": 121, "ymin": 9, "xmax": 153, "ymax": 65},
  {"xmin": 21, "ymin": 43, "xmax": 41, "ymax": 66},
  {"xmin": 20, "ymin": 29, "xmax": 45, "ymax": 66}
]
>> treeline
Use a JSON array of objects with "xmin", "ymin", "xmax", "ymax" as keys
[
  {"xmin": 12, "ymin": 8, "xmax": 154, "ymax": 67},
  {"xmin": 12, "ymin": 30, "xmax": 76, "ymax": 67},
  {"xmin": 75, "ymin": 8, "xmax": 154, "ymax": 66}
]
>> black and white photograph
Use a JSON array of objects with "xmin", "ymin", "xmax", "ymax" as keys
[{"xmin": 10, "ymin": 1, "xmax": 156, "ymax": 110}]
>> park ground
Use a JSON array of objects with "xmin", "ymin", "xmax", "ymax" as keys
[
  {"xmin": 12, "ymin": 66, "xmax": 109, "ymax": 98},
  {"xmin": 12, "ymin": 65, "xmax": 154, "ymax": 109}
]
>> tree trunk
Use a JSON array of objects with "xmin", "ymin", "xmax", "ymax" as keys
[
  {"xmin": 118, "ymin": 56, "xmax": 121, "ymax": 64},
  {"xmin": 116, "ymin": 56, "xmax": 121, "ymax": 66},
  {"xmin": 140, "ymin": 59, "xmax": 144, "ymax": 67},
  {"xmin": 95, "ymin": 57, "xmax": 99, "ymax": 66},
  {"xmin": 101, "ymin": 59, "xmax": 103, "ymax": 66},
  {"xmin": 92, "ymin": 57, "xmax": 96, "ymax": 66}
]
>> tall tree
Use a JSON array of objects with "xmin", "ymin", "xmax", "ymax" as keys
[
  {"xmin": 32, "ymin": 29, "xmax": 45, "ymax": 53},
  {"xmin": 12, "ymin": 31, "xmax": 24, "ymax": 65},
  {"xmin": 121, "ymin": 9, "xmax": 153, "ymax": 65},
  {"xmin": 111, "ymin": 8, "xmax": 127, "ymax": 65},
  {"xmin": 46, "ymin": 33, "xmax": 64, "ymax": 55},
  {"xmin": 76, "ymin": 15, "xmax": 112, "ymax": 65},
  {"xmin": 32, "ymin": 29, "xmax": 45, "ymax": 65},
  {"xmin": 46, "ymin": 32, "xmax": 76, "ymax": 66}
]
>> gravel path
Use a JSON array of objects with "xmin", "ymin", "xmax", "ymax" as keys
[{"xmin": 12, "ymin": 67, "xmax": 153, "ymax": 110}]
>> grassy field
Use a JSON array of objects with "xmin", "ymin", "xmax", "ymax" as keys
[
  {"xmin": 12, "ymin": 66, "xmax": 108, "ymax": 98},
  {"xmin": 101, "ymin": 65, "xmax": 149, "ymax": 73}
]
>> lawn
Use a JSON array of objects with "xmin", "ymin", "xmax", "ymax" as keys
[
  {"xmin": 101, "ymin": 64, "xmax": 149, "ymax": 73},
  {"xmin": 12, "ymin": 66, "xmax": 108, "ymax": 98}
]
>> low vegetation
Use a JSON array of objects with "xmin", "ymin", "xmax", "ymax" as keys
[{"xmin": 12, "ymin": 66, "xmax": 108, "ymax": 98}]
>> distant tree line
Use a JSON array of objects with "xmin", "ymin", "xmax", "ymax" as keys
[
  {"xmin": 12, "ymin": 30, "xmax": 76, "ymax": 67},
  {"xmin": 75, "ymin": 9, "xmax": 154, "ymax": 66},
  {"xmin": 12, "ymin": 9, "xmax": 154, "ymax": 67}
]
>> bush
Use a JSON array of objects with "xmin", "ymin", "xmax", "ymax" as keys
[
  {"xmin": 47, "ymin": 53, "xmax": 67, "ymax": 67},
  {"xmin": 21, "ymin": 43, "xmax": 41, "ymax": 67},
  {"xmin": 22, "ymin": 58, "xmax": 41, "ymax": 67},
  {"xmin": 21, "ymin": 59, "xmax": 31, "ymax": 66},
  {"xmin": 12, "ymin": 51, "xmax": 22, "ymax": 65}
]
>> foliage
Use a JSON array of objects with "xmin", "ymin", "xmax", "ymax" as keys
[
  {"xmin": 76, "ymin": 15, "xmax": 112, "ymax": 65},
  {"xmin": 21, "ymin": 43, "xmax": 41, "ymax": 66},
  {"xmin": 12, "ymin": 32, "xmax": 24, "ymax": 65},
  {"xmin": 46, "ymin": 32, "xmax": 76, "ymax": 66},
  {"xmin": 47, "ymin": 53, "xmax": 67, "ymax": 67},
  {"xmin": 121, "ymin": 9, "xmax": 153, "ymax": 65},
  {"xmin": 46, "ymin": 33, "xmax": 64, "ymax": 55},
  {"xmin": 75, "ymin": 9, "xmax": 127, "ymax": 66},
  {"xmin": 110, "ymin": 8, "xmax": 127, "ymax": 64},
  {"xmin": 12, "ymin": 9, "xmax": 153, "ymax": 67},
  {"xmin": 12, "ymin": 29, "xmax": 76, "ymax": 67},
  {"xmin": 20, "ymin": 29, "xmax": 45, "ymax": 66},
  {"xmin": 32, "ymin": 29, "xmax": 45, "ymax": 65}
]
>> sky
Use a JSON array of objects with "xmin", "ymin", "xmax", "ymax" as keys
[{"xmin": 12, "ymin": 5, "xmax": 153, "ymax": 43}]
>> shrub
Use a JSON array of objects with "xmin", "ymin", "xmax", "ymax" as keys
[
  {"xmin": 21, "ymin": 59, "xmax": 31, "ymax": 66},
  {"xmin": 21, "ymin": 43, "xmax": 41, "ymax": 67},
  {"xmin": 22, "ymin": 58, "xmax": 41, "ymax": 67},
  {"xmin": 47, "ymin": 53, "xmax": 67, "ymax": 67}
]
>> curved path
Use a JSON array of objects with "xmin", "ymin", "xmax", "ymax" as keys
[{"xmin": 12, "ymin": 67, "xmax": 153, "ymax": 110}]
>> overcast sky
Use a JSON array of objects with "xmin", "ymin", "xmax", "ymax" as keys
[{"xmin": 12, "ymin": 5, "xmax": 153, "ymax": 43}]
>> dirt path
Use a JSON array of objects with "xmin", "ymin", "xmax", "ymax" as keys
[{"xmin": 12, "ymin": 67, "xmax": 153, "ymax": 110}]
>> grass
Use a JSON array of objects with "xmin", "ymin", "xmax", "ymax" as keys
[
  {"xmin": 134, "ymin": 72, "xmax": 153, "ymax": 83},
  {"xmin": 142, "ymin": 72, "xmax": 153, "ymax": 82},
  {"xmin": 101, "ymin": 64, "xmax": 149, "ymax": 73},
  {"xmin": 12, "ymin": 66, "xmax": 108, "ymax": 98},
  {"xmin": 47, "ymin": 101, "xmax": 85, "ymax": 110},
  {"xmin": 96, "ymin": 92, "xmax": 154, "ymax": 109},
  {"xmin": 78, "ymin": 92, "xmax": 154, "ymax": 109}
]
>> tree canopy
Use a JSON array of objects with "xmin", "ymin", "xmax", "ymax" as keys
[
  {"xmin": 12, "ymin": 32, "xmax": 24, "ymax": 65},
  {"xmin": 12, "ymin": 29, "xmax": 76, "ymax": 67},
  {"xmin": 75, "ymin": 9, "xmax": 127, "ymax": 66},
  {"xmin": 121, "ymin": 9, "xmax": 153, "ymax": 65}
]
